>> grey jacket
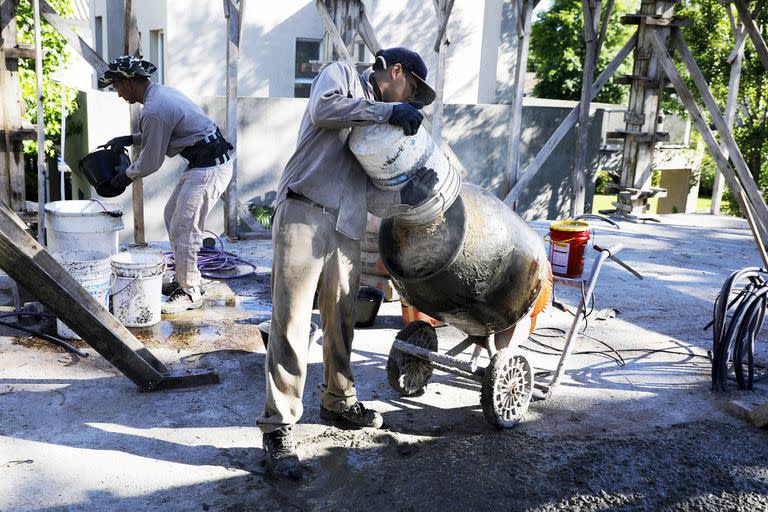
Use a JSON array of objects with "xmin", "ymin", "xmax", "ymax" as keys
[
  {"xmin": 276, "ymin": 62, "xmax": 397, "ymax": 240},
  {"xmin": 126, "ymin": 81, "xmax": 216, "ymax": 179}
]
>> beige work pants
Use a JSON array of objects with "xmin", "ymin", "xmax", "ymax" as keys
[
  {"xmin": 163, "ymin": 160, "xmax": 233, "ymax": 289},
  {"xmin": 257, "ymin": 198, "xmax": 361, "ymax": 433}
]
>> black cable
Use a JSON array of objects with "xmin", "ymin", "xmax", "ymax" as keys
[
  {"xmin": 0, "ymin": 318, "xmax": 88, "ymax": 358},
  {"xmin": 708, "ymin": 267, "xmax": 768, "ymax": 392}
]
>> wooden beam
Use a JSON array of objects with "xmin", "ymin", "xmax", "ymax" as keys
[
  {"xmin": 570, "ymin": 0, "xmax": 602, "ymax": 217},
  {"xmin": 504, "ymin": 0, "xmax": 534, "ymax": 203},
  {"xmin": 123, "ymin": 0, "xmax": 144, "ymax": 245},
  {"xmin": 504, "ymin": 32, "xmax": 637, "ymax": 206},
  {"xmin": 652, "ymin": 30, "xmax": 768, "ymax": 265},
  {"xmin": 433, "ymin": 0, "xmax": 455, "ymax": 53},
  {"xmin": 713, "ymin": 5, "xmax": 745, "ymax": 214},
  {"xmin": 223, "ymin": 0, "xmax": 244, "ymax": 240},
  {"xmin": 431, "ymin": 0, "xmax": 452, "ymax": 142},
  {"xmin": 356, "ymin": 1, "xmax": 380, "ymax": 53},
  {"xmin": 32, "ymin": 0, "xmax": 45, "ymax": 242},
  {"xmin": 39, "ymin": 0, "xmax": 107, "ymax": 73},
  {"xmin": 732, "ymin": 0, "xmax": 768, "ymax": 71},
  {"xmin": 0, "ymin": 0, "xmax": 27, "ymax": 211}
]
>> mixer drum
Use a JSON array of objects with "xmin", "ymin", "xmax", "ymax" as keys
[{"xmin": 379, "ymin": 183, "xmax": 549, "ymax": 336}]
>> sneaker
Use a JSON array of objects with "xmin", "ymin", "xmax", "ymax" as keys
[
  {"xmin": 161, "ymin": 286, "xmax": 203, "ymax": 314},
  {"xmin": 262, "ymin": 426, "xmax": 301, "ymax": 480},
  {"xmin": 320, "ymin": 401, "xmax": 383, "ymax": 429}
]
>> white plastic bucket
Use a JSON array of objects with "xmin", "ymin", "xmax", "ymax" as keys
[
  {"xmin": 45, "ymin": 200, "xmax": 124, "ymax": 256},
  {"xmin": 348, "ymin": 123, "xmax": 461, "ymax": 225},
  {"xmin": 53, "ymin": 250, "xmax": 112, "ymax": 340},
  {"xmin": 110, "ymin": 251, "xmax": 166, "ymax": 327}
]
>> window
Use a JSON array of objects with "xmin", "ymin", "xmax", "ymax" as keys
[
  {"xmin": 294, "ymin": 39, "xmax": 321, "ymax": 98},
  {"xmin": 150, "ymin": 29, "xmax": 165, "ymax": 84},
  {"xmin": 95, "ymin": 16, "xmax": 103, "ymax": 58}
]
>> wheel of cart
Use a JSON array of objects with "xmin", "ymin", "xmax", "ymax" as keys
[
  {"xmin": 386, "ymin": 243, "xmax": 641, "ymax": 429},
  {"xmin": 387, "ymin": 321, "xmax": 534, "ymax": 428}
]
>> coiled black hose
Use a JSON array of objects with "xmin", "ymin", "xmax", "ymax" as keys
[{"xmin": 710, "ymin": 267, "xmax": 768, "ymax": 391}]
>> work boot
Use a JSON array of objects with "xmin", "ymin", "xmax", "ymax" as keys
[
  {"xmin": 262, "ymin": 426, "xmax": 302, "ymax": 480},
  {"xmin": 320, "ymin": 401, "xmax": 384, "ymax": 429},
  {"xmin": 161, "ymin": 286, "xmax": 203, "ymax": 314}
]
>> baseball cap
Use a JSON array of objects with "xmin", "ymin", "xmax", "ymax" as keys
[{"xmin": 373, "ymin": 47, "xmax": 437, "ymax": 106}]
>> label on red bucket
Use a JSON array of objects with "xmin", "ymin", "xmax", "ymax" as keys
[{"xmin": 549, "ymin": 241, "xmax": 571, "ymax": 276}]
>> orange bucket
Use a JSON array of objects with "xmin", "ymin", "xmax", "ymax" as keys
[
  {"xmin": 401, "ymin": 302, "xmax": 444, "ymax": 327},
  {"xmin": 546, "ymin": 220, "xmax": 591, "ymax": 278}
]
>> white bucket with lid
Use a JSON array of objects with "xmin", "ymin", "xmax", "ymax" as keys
[
  {"xmin": 348, "ymin": 123, "xmax": 461, "ymax": 225},
  {"xmin": 45, "ymin": 200, "xmax": 123, "ymax": 256},
  {"xmin": 53, "ymin": 250, "xmax": 112, "ymax": 340},
  {"xmin": 110, "ymin": 251, "xmax": 166, "ymax": 327}
]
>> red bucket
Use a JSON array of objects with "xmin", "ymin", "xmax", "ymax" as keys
[{"xmin": 547, "ymin": 220, "xmax": 591, "ymax": 278}]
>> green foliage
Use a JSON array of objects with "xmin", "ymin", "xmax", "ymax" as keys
[
  {"xmin": 248, "ymin": 204, "xmax": 274, "ymax": 230},
  {"xmin": 594, "ymin": 169, "xmax": 615, "ymax": 194},
  {"xmin": 529, "ymin": 0, "xmax": 637, "ymax": 103},
  {"xmin": 16, "ymin": 0, "xmax": 78, "ymax": 158}
]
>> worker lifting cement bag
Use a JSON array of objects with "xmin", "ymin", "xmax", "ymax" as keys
[{"xmin": 349, "ymin": 123, "xmax": 461, "ymax": 225}]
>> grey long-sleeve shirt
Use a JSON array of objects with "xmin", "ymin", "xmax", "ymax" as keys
[
  {"xmin": 126, "ymin": 81, "xmax": 216, "ymax": 180},
  {"xmin": 276, "ymin": 62, "xmax": 397, "ymax": 240}
]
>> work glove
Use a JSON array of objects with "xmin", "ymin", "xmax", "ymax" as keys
[
  {"xmin": 388, "ymin": 102, "xmax": 424, "ymax": 136},
  {"xmin": 401, "ymin": 167, "xmax": 439, "ymax": 206},
  {"xmin": 110, "ymin": 167, "xmax": 133, "ymax": 189},
  {"xmin": 102, "ymin": 135, "xmax": 134, "ymax": 152}
]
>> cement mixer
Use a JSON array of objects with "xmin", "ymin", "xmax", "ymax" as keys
[{"xmin": 350, "ymin": 123, "xmax": 552, "ymax": 428}]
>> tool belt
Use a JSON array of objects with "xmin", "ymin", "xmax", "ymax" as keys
[
  {"xmin": 180, "ymin": 127, "xmax": 233, "ymax": 168},
  {"xmin": 286, "ymin": 189, "xmax": 337, "ymax": 214}
]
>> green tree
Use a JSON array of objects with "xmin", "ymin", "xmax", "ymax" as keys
[
  {"xmin": 671, "ymin": 0, "xmax": 768, "ymax": 213},
  {"xmin": 529, "ymin": 0, "xmax": 637, "ymax": 104},
  {"xmin": 15, "ymin": 0, "xmax": 78, "ymax": 158}
]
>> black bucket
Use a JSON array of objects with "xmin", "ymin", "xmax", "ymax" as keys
[
  {"xmin": 79, "ymin": 148, "xmax": 130, "ymax": 198},
  {"xmin": 355, "ymin": 286, "xmax": 384, "ymax": 328}
]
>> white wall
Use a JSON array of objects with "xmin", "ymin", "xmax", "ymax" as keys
[
  {"xmin": 165, "ymin": 1, "xmax": 325, "ymax": 98},
  {"xmin": 148, "ymin": 1, "xmax": 506, "ymax": 103}
]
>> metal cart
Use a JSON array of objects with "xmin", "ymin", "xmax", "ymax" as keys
[{"xmin": 386, "ymin": 243, "xmax": 641, "ymax": 428}]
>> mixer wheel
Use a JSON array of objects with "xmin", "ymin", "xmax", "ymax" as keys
[
  {"xmin": 387, "ymin": 320, "xmax": 438, "ymax": 396},
  {"xmin": 481, "ymin": 349, "xmax": 533, "ymax": 428}
]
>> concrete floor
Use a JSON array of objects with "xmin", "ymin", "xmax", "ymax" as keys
[{"xmin": 1, "ymin": 214, "xmax": 767, "ymax": 511}]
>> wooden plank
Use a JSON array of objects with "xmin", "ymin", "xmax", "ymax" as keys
[
  {"xmin": 732, "ymin": 0, "xmax": 768, "ymax": 71},
  {"xmin": 504, "ymin": 32, "xmax": 637, "ymax": 205},
  {"xmin": 431, "ymin": 0, "xmax": 450, "ymax": 142},
  {"xmin": 570, "ymin": 0, "xmax": 601, "ymax": 217},
  {"xmin": 433, "ymin": 0, "xmax": 455, "ymax": 53},
  {"xmin": 223, "ymin": 0, "xmax": 244, "ymax": 240},
  {"xmin": 0, "ymin": 0, "xmax": 26, "ymax": 211},
  {"xmin": 620, "ymin": 14, "xmax": 691, "ymax": 26},
  {"xmin": 356, "ymin": 1, "xmax": 380, "ymax": 54},
  {"xmin": 3, "ymin": 46, "xmax": 36, "ymax": 59},
  {"xmin": 616, "ymin": 0, "xmax": 676, "ymax": 217},
  {"xmin": 123, "ymin": 0, "xmax": 145, "ymax": 245},
  {"xmin": 652, "ymin": 30, "xmax": 768, "ymax": 265},
  {"xmin": 0, "ymin": 203, "xmax": 166, "ymax": 390},
  {"xmin": 713, "ymin": 5, "xmax": 746, "ymax": 214},
  {"xmin": 32, "ymin": 0, "xmax": 45, "ymax": 242},
  {"xmin": 39, "ymin": 0, "xmax": 107, "ymax": 73},
  {"xmin": 504, "ymin": 0, "xmax": 534, "ymax": 203}
]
